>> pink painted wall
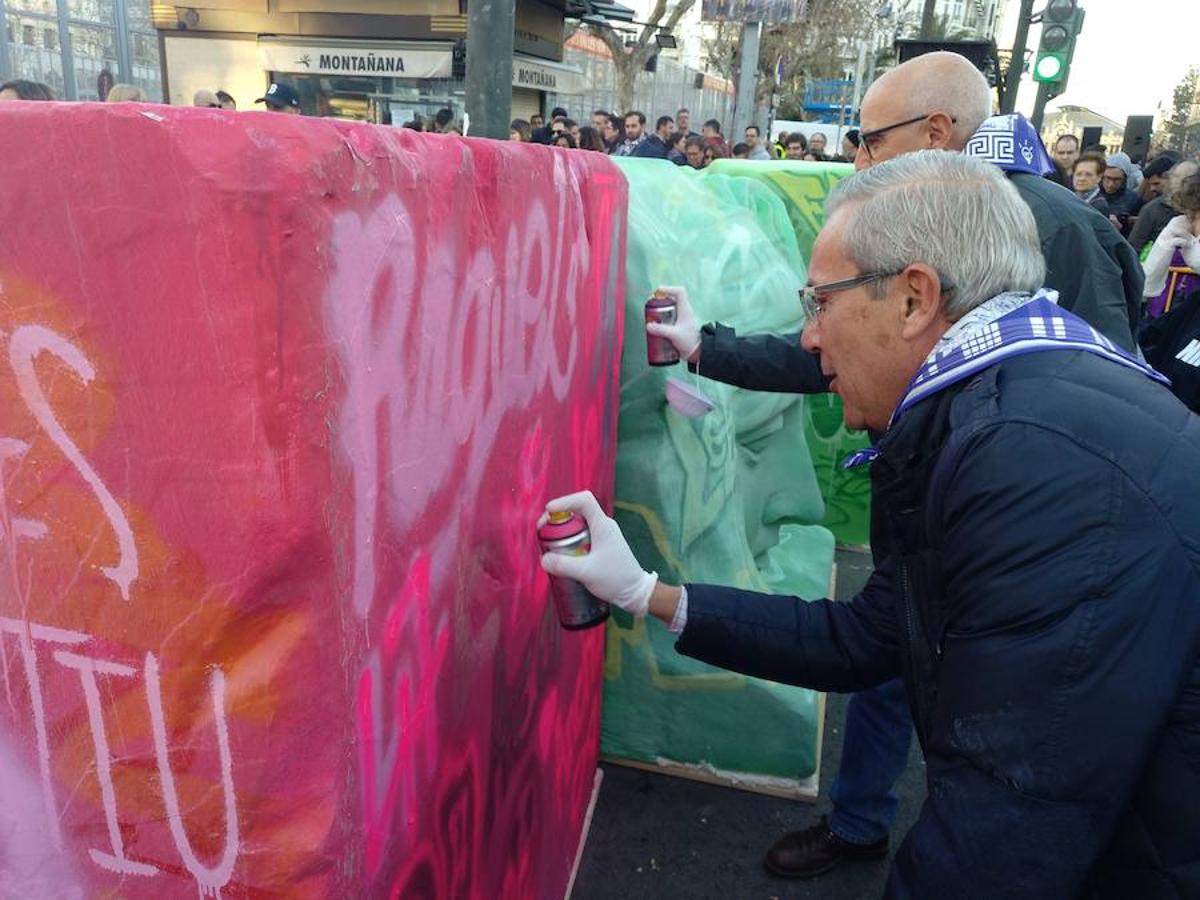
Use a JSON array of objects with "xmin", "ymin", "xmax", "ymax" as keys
[{"xmin": 0, "ymin": 103, "xmax": 626, "ymax": 897}]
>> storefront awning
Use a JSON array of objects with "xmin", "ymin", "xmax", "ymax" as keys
[
  {"xmin": 258, "ymin": 37, "xmax": 455, "ymax": 80},
  {"xmin": 512, "ymin": 55, "xmax": 586, "ymax": 95}
]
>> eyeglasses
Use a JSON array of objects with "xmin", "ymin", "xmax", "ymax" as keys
[
  {"xmin": 859, "ymin": 113, "xmax": 957, "ymax": 161},
  {"xmin": 801, "ymin": 269, "xmax": 957, "ymax": 320},
  {"xmin": 800, "ymin": 271, "xmax": 901, "ymax": 320}
]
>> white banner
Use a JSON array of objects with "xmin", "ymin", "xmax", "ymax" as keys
[
  {"xmin": 259, "ymin": 39, "xmax": 453, "ymax": 79},
  {"xmin": 512, "ymin": 56, "xmax": 585, "ymax": 95}
]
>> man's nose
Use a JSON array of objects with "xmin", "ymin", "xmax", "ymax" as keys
[
  {"xmin": 801, "ymin": 318, "xmax": 819, "ymax": 352},
  {"xmin": 854, "ymin": 144, "xmax": 870, "ymax": 171}
]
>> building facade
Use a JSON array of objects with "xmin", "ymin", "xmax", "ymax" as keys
[
  {"xmin": 151, "ymin": 0, "xmax": 584, "ymax": 123},
  {"xmin": 0, "ymin": 0, "xmax": 160, "ymax": 99}
]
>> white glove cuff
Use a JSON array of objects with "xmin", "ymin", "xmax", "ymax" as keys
[{"xmin": 621, "ymin": 570, "xmax": 659, "ymax": 618}]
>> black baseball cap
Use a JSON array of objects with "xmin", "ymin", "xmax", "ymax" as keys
[{"xmin": 255, "ymin": 82, "xmax": 299, "ymax": 109}]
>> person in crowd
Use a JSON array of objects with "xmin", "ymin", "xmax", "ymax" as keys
[
  {"xmin": 642, "ymin": 49, "xmax": 1146, "ymax": 886},
  {"xmin": 616, "ymin": 110, "xmax": 648, "ymax": 156},
  {"xmin": 549, "ymin": 117, "xmax": 569, "ymax": 140},
  {"xmin": 546, "ymin": 150, "xmax": 1200, "ymax": 899},
  {"xmin": 563, "ymin": 118, "xmax": 580, "ymax": 143},
  {"xmin": 808, "ymin": 131, "xmax": 828, "ymax": 157},
  {"xmin": 731, "ymin": 142, "xmax": 750, "ymax": 159},
  {"xmin": 433, "ymin": 107, "xmax": 454, "ymax": 133},
  {"xmin": 106, "ymin": 84, "xmax": 145, "ymax": 102},
  {"xmin": 840, "ymin": 129, "xmax": 860, "ymax": 161},
  {"xmin": 772, "ymin": 131, "xmax": 788, "ymax": 158},
  {"xmin": 193, "ymin": 89, "xmax": 221, "ymax": 108},
  {"xmin": 531, "ymin": 108, "xmax": 565, "ymax": 144},
  {"xmin": 509, "ymin": 118, "xmax": 532, "ymax": 142},
  {"xmin": 1049, "ymin": 133, "xmax": 1080, "ymax": 187},
  {"xmin": 576, "ymin": 125, "xmax": 607, "ymax": 152},
  {"xmin": 0, "ymin": 79, "xmax": 54, "ymax": 101},
  {"xmin": 676, "ymin": 107, "xmax": 697, "ymax": 137},
  {"xmin": 404, "ymin": 117, "xmax": 424, "ymax": 131},
  {"xmin": 1102, "ymin": 152, "xmax": 1144, "ymax": 236},
  {"xmin": 684, "ymin": 135, "xmax": 707, "ymax": 169},
  {"xmin": 1129, "ymin": 158, "xmax": 1199, "ymax": 252},
  {"xmin": 1138, "ymin": 151, "xmax": 1179, "ymax": 202},
  {"xmin": 552, "ymin": 132, "xmax": 576, "ymax": 149},
  {"xmin": 1142, "ymin": 167, "xmax": 1200, "ymax": 317},
  {"xmin": 216, "ymin": 90, "xmax": 236, "ymax": 110},
  {"xmin": 1072, "ymin": 151, "xmax": 1110, "ymax": 215},
  {"xmin": 785, "ymin": 133, "xmax": 808, "ymax": 160},
  {"xmin": 667, "ymin": 131, "xmax": 688, "ymax": 165},
  {"xmin": 633, "ymin": 115, "xmax": 674, "ymax": 159},
  {"xmin": 805, "ymin": 149, "xmax": 827, "ymax": 162},
  {"xmin": 255, "ymin": 83, "xmax": 300, "ymax": 114},
  {"xmin": 530, "ymin": 112, "xmax": 544, "ymax": 131},
  {"xmin": 602, "ymin": 113, "xmax": 623, "ymax": 153},
  {"xmin": 591, "ymin": 109, "xmax": 610, "ymax": 133},
  {"xmin": 0, "ymin": 78, "xmax": 54, "ymax": 100},
  {"xmin": 702, "ymin": 118, "xmax": 730, "ymax": 156},
  {"xmin": 703, "ymin": 142, "xmax": 728, "ymax": 166},
  {"xmin": 744, "ymin": 124, "xmax": 771, "ymax": 160}
]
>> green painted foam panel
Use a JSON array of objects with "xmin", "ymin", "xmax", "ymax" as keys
[
  {"xmin": 601, "ymin": 158, "xmax": 836, "ymax": 781},
  {"xmin": 709, "ymin": 159, "xmax": 872, "ymax": 546}
]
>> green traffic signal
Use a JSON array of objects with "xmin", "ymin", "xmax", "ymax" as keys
[
  {"xmin": 1032, "ymin": 2, "xmax": 1083, "ymax": 86},
  {"xmin": 1034, "ymin": 54, "xmax": 1064, "ymax": 82}
]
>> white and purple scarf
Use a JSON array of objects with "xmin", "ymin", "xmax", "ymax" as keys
[{"xmin": 843, "ymin": 290, "xmax": 1171, "ymax": 469}]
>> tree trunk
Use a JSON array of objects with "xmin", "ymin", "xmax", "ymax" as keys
[
  {"xmin": 919, "ymin": 0, "xmax": 937, "ymax": 37},
  {"xmin": 615, "ymin": 58, "xmax": 638, "ymax": 115}
]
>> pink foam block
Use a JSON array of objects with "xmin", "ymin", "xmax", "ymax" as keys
[{"xmin": 0, "ymin": 102, "xmax": 626, "ymax": 898}]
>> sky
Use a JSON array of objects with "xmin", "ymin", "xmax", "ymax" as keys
[{"xmin": 996, "ymin": 0, "xmax": 1196, "ymax": 125}]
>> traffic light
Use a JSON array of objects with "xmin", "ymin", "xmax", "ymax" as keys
[{"xmin": 1033, "ymin": 0, "xmax": 1084, "ymax": 85}]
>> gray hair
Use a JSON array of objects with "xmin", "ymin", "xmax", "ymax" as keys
[{"xmin": 825, "ymin": 151, "xmax": 1045, "ymax": 319}]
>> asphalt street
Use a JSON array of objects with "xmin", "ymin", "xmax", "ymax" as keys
[{"xmin": 573, "ymin": 549, "xmax": 926, "ymax": 900}]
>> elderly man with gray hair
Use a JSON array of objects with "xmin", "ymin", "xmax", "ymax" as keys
[
  {"xmin": 645, "ymin": 49, "xmax": 1150, "ymax": 884},
  {"xmin": 541, "ymin": 151, "xmax": 1200, "ymax": 897}
]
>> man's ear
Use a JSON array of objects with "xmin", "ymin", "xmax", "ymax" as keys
[
  {"xmin": 898, "ymin": 264, "xmax": 946, "ymax": 340},
  {"xmin": 926, "ymin": 111, "xmax": 957, "ymax": 150}
]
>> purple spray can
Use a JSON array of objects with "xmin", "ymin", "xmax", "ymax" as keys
[{"xmin": 537, "ymin": 511, "xmax": 610, "ymax": 630}]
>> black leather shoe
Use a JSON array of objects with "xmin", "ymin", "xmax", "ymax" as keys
[{"xmin": 763, "ymin": 816, "xmax": 889, "ymax": 879}]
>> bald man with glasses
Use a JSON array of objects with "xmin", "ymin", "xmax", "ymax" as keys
[{"xmin": 645, "ymin": 50, "xmax": 1146, "ymax": 885}]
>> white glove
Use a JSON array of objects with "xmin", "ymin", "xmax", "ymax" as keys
[
  {"xmin": 539, "ymin": 490, "xmax": 657, "ymax": 617},
  {"xmin": 645, "ymin": 286, "xmax": 702, "ymax": 363}
]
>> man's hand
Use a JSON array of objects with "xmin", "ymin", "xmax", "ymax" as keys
[
  {"xmin": 539, "ymin": 491, "xmax": 658, "ymax": 618},
  {"xmin": 645, "ymin": 286, "xmax": 702, "ymax": 364}
]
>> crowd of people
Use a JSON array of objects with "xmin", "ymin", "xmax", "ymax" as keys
[{"xmin": 508, "ymin": 105, "xmax": 861, "ymax": 168}]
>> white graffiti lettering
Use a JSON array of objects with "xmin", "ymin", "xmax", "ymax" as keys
[{"xmin": 7, "ymin": 325, "xmax": 138, "ymax": 601}]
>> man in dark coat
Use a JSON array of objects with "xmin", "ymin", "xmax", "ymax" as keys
[
  {"xmin": 643, "ymin": 51, "xmax": 1149, "ymax": 885},
  {"xmin": 541, "ymin": 151, "xmax": 1200, "ymax": 898}
]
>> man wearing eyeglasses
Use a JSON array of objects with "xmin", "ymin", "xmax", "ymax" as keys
[
  {"xmin": 545, "ymin": 151, "xmax": 1200, "ymax": 898},
  {"xmin": 644, "ymin": 49, "xmax": 1147, "ymax": 885}
]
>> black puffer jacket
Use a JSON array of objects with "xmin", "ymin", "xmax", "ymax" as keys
[{"xmin": 678, "ymin": 349, "xmax": 1200, "ymax": 898}]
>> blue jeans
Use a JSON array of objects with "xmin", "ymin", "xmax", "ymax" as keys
[{"xmin": 828, "ymin": 677, "xmax": 914, "ymax": 845}]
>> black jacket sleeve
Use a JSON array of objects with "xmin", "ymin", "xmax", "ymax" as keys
[
  {"xmin": 1041, "ymin": 217, "xmax": 1140, "ymax": 351},
  {"xmin": 675, "ymin": 555, "xmax": 901, "ymax": 693},
  {"xmin": 690, "ymin": 322, "xmax": 832, "ymax": 393}
]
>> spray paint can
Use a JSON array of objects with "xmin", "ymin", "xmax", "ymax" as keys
[
  {"xmin": 537, "ymin": 511, "xmax": 610, "ymax": 630},
  {"xmin": 645, "ymin": 289, "xmax": 680, "ymax": 366}
]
